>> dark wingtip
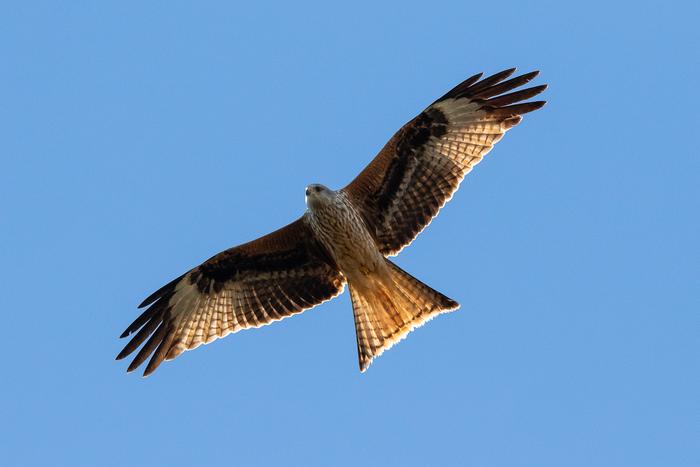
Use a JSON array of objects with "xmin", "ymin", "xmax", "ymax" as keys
[
  {"xmin": 504, "ymin": 100, "xmax": 547, "ymax": 115},
  {"xmin": 118, "ymin": 305, "xmax": 160, "ymax": 339},
  {"xmin": 138, "ymin": 293, "xmax": 159, "ymax": 309},
  {"xmin": 127, "ymin": 359, "xmax": 141, "ymax": 373},
  {"xmin": 138, "ymin": 273, "xmax": 186, "ymax": 308},
  {"xmin": 521, "ymin": 100, "xmax": 547, "ymax": 115},
  {"xmin": 487, "ymin": 68, "xmax": 516, "ymax": 84},
  {"xmin": 465, "ymin": 71, "xmax": 484, "ymax": 84},
  {"xmin": 516, "ymin": 70, "xmax": 541, "ymax": 86}
]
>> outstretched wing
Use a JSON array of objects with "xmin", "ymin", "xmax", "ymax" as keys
[
  {"xmin": 117, "ymin": 217, "xmax": 345, "ymax": 376},
  {"xmin": 343, "ymin": 68, "xmax": 547, "ymax": 256}
]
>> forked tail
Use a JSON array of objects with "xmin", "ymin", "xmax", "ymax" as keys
[{"xmin": 349, "ymin": 259, "xmax": 459, "ymax": 372}]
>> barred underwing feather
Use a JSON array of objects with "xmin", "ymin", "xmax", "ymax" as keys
[
  {"xmin": 117, "ymin": 218, "xmax": 345, "ymax": 376},
  {"xmin": 343, "ymin": 68, "xmax": 547, "ymax": 256}
]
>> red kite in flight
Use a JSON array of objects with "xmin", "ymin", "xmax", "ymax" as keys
[{"xmin": 117, "ymin": 68, "xmax": 547, "ymax": 376}]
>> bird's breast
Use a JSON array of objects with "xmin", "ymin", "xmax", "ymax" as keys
[{"xmin": 307, "ymin": 194, "xmax": 385, "ymax": 279}]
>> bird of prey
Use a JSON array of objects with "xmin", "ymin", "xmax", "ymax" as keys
[{"xmin": 117, "ymin": 67, "xmax": 546, "ymax": 376}]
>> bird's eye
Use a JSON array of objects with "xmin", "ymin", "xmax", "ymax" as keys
[
  {"xmin": 305, "ymin": 188, "xmax": 310, "ymax": 196},
  {"xmin": 315, "ymin": 186, "xmax": 322, "ymax": 192}
]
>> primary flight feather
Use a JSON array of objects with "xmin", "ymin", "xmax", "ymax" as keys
[{"xmin": 117, "ymin": 67, "xmax": 547, "ymax": 376}]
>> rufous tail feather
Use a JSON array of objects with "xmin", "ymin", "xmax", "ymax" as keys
[{"xmin": 349, "ymin": 259, "xmax": 459, "ymax": 372}]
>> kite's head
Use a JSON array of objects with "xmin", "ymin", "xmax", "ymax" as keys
[{"xmin": 305, "ymin": 183, "xmax": 334, "ymax": 210}]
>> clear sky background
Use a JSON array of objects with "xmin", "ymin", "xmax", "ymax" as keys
[{"xmin": 1, "ymin": 1, "xmax": 697, "ymax": 466}]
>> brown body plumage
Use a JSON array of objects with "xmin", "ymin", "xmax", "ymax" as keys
[
  {"xmin": 117, "ymin": 68, "xmax": 547, "ymax": 376},
  {"xmin": 306, "ymin": 185, "xmax": 458, "ymax": 371}
]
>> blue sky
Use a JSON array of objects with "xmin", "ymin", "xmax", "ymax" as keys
[{"xmin": 1, "ymin": 1, "xmax": 697, "ymax": 466}]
